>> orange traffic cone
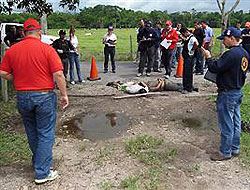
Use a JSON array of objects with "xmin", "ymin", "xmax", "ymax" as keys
[
  {"xmin": 87, "ymin": 55, "xmax": 101, "ymax": 81},
  {"xmin": 175, "ymin": 54, "xmax": 183, "ymax": 78}
]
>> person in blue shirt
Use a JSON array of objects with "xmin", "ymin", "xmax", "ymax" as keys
[{"xmin": 203, "ymin": 27, "xmax": 249, "ymax": 161}]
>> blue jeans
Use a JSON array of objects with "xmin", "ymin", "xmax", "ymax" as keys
[
  {"xmin": 68, "ymin": 53, "xmax": 83, "ymax": 82},
  {"xmin": 17, "ymin": 92, "xmax": 57, "ymax": 179},
  {"xmin": 216, "ymin": 89, "xmax": 243, "ymax": 157}
]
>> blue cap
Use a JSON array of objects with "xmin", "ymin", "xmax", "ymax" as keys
[
  {"xmin": 108, "ymin": 26, "xmax": 114, "ymax": 30},
  {"xmin": 217, "ymin": 27, "xmax": 241, "ymax": 40},
  {"xmin": 145, "ymin": 21, "xmax": 152, "ymax": 27}
]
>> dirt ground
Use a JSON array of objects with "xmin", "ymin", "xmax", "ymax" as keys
[{"xmin": 0, "ymin": 62, "xmax": 250, "ymax": 190}]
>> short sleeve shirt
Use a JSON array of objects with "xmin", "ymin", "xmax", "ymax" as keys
[
  {"xmin": 104, "ymin": 33, "xmax": 117, "ymax": 47},
  {"xmin": 188, "ymin": 36, "xmax": 198, "ymax": 56},
  {"xmin": 0, "ymin": 36, "xmax": 63, "ymax": 91},
  {"xmin": 204, "ymin": 26, "xmax": 214, "ymax": 43}
]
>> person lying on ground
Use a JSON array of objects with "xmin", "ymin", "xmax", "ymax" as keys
[{"xmin": 107, "ymin": 78, "xmax": 183, "ymax": 94}]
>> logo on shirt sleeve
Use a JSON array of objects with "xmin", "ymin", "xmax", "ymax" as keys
[{"xmin": 241, "ymin": 57, "xmax": 248, "ymax": 72}]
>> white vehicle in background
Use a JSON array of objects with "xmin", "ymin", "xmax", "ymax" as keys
[{"xmin": 0, "ymin": 23, "xmax": 57, "ymax": 51}]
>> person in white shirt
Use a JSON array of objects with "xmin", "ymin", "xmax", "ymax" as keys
[
  {"xmin": 180, "ymin": 27, "xmax": 199, "ymax": 93},
  {"xmin": 68, "ymin": 26, "xmax": 83, "ymax": 85},
  {"xmin": 103, "ymin": 25, "xmax": 117, "ymax": 73}
]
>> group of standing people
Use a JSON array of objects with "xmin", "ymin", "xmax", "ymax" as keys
[
  {"xmin": 0, "ymin": 17, "xmax": 250, "ymax": 185},
  {"xmin": 136, "ymin": 19, "xmax": 214, "ymax": 93},
  {"xmin": 52, "ymin": 27, "xmax": 83, "ymax": 85}
]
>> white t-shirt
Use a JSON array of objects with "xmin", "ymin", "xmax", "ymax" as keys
[
  {"xmin": 187, "ymin": 35, "xmax": 198, "ymax": 56},
  {"xmin": 104, "ymin": 33, "xmax": 117, "ymax": 47},
  {"xmin": 69, "ymin": 35, "xmax": 78, "ymax": 53}
]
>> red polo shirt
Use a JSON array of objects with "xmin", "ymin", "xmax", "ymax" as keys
[{"xmin": 0, "ymin": 36, "xmax": 63, "ymax": 91}]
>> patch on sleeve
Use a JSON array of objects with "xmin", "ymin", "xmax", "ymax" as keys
[{"xmin": 241, "ymin": 57, "xmax": 248, "ymax": 72}]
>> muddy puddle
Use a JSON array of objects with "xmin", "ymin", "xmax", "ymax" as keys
[{"xmin": 59, "ymin": 112, "xmax": 131, "ymax": 141}]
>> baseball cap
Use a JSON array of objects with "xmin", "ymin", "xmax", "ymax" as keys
[
  {"xmin": 23, "ymin": 19, "xmax": 41, "ymax": 31},
  {"xmin": 165, "ymin": 20, "xmax": 172, "ymax": 26},
  {"xmin": 108, "ymin": 26, "xmax": 114, "ymax": 30},
  {"xmin": 245, "ymin": 22, "xmax": 250, "ymax": 27},
  {"xmin": 58, "ymin": 29, "xmax": 66, "ymax": 35},
  {"xmin": 145, "ymin": 21, "xmax": 152, "ymax": 27},
  {"xmin": 217, "ymin": 27, "xmax": 241, "ymax": 40}
]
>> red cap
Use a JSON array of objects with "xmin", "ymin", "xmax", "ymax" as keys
[
  {"xmin": 165, "ymin": 20, "xmax": 172, "ymax": 26},
  {"xmin": 24, "ymin": 19, "xmax": 41, "ymax": 31},
  {"xmin": 245, "ymin": 22, "xmax": 250, "ymax": 28}
]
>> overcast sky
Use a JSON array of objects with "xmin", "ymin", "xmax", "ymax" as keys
[{"xmin": 48, "ymin": 0, "xmax": 250, "ymax": 13}]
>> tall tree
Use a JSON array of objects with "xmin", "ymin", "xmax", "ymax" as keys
[{"xmin": 216, "ymin": 0, "xmax": 240, "ymax": 53}]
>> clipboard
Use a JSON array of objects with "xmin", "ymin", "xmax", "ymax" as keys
[
  {"xmin": 160, "ymin": 38, "xmax": 171, "ymax": 49},
  {"xmin": 204, "ymin": 70, "xmax": 217, "ymax": 83}
]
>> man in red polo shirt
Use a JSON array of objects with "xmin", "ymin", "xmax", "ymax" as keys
[
  {"xmin": 0, "ymin": 19, "xmax": 68, "ymax": 184},
  {"xmin": 161, "ymin": 20, "xmax": 178, "ymax": 79}
]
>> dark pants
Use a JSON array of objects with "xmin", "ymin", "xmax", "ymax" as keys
[
  {"xmin": 138, "ymin": 45, "xmax": 155, "ymax": 74},
  {"xmin": 104, "ymin": 46, "xmax": 116, "ymax": 71},
  {"xmin": 183, "ymin": 55, "xmax": 194, "ymax": 91},
  {"xmin": 161, "ymin": 48, "xmax": 174, "ymax": 75},
  {"xmin": 61, "ymin": 58, "xmax": 69, "ymax": 79},
  {"xmin": 194, "ymin": 47, "xmax": 204, "ymax": 74}
]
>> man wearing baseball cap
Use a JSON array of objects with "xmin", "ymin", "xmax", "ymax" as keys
[
  {"xmin": 241, "ymin": 22, "xmax": 250, "ymax": 56},
  {"xmin": 161, "ymin": 20, "xmax": 178, "ymax": 79},
  {"xmin": 0, "ymin": 19, "xmax": 68, "ymax": 183},
  {"xmin": 202, "ymin": 27, "xmax": 249, "ymax": 161}
]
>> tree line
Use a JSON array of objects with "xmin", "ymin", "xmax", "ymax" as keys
[{"xmin": 0, "ymin": 5, "xmax": 249, "ymax": 29}]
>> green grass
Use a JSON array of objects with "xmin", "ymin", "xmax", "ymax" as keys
[
  {"xmin": 48, "ymin": 28, "xmax": 137, "ymax": 61},
  {"xmin": 120, "ymin": 176, "xmax": 140, "ymax": 190},
  {"xmin": 101, "ymin": 180, "xmax": 113, "ymax": 190},
  {"xmin": 0, "ymin": 130, "xmax": 31, "ymax": 165},
  {"xmin": 124, "ymin": 135, "xmax": 177, "ymax": 189},
  {"xmin": 239, "ymin": 84, "xmax": 250, "ymax": 165},
  {"xmin": 48, "ymin": 28, "xmax": 222, "ymax": 62},
  {"xmin": 0, "ymin": 99, "xmax": 18, "ymax": 126}
]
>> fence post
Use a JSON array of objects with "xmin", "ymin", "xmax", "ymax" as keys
[
  {"xmin": 0, "ymin": 43, "xmax": 8, "ymax": 102},
  {"xmin": 129, "ymin": 34, "xmax": 133, "ymax": 60}
]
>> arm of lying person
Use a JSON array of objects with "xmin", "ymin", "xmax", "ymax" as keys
[
  {"xmin": 0, "ymin": 70, "xmax": 14, "ymax": 81},
  {"xmin": 149, "ymin": 80, "xmax": 164, "ymax": 92}
]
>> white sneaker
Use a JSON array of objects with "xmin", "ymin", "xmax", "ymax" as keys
[
  {"xmin": 70, "ymin": 81, "xmax": 75, "ymax": 85},
  {"xmin": 35, "ymin": 170, "xmax": 59, "ymax": 184},
  {"xmin": 146, "ymin": 72, "xmax": 150, "ymax": 77},
  {"xmin": 137, "ymin": 73, "xmax": 142, "ymax": 77}
]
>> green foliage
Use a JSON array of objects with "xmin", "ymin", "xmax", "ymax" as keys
[
  {"xmin": 47, "ymin": 12, "xmax": 81, "ymax": 29},
  {"xmin": 1, "ymin": 5, "xmax": 250, "ymax": 29},
  {"xmin": 0, "ymin": 130, "xmax": 31, "ymax": 165}
]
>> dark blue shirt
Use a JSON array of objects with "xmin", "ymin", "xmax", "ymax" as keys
[
  {"xmin": 207, "ymin": 45, "xmax": 249, "ymax": 90},
  {"xmin": 154, "ymin": 28, "xmax": 162, "ymax": 48}
]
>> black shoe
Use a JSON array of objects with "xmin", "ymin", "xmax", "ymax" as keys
[
  {"xmin": 112, "ymin": 70, "xmax": 116, "ymax": 73},
  {"xmin": 193, "ymin": 87, "xmax": 199, "ymax": 92},
  {"xmin": 103, "ymin": 70, "xmax": 108, "ymax": 74}
]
